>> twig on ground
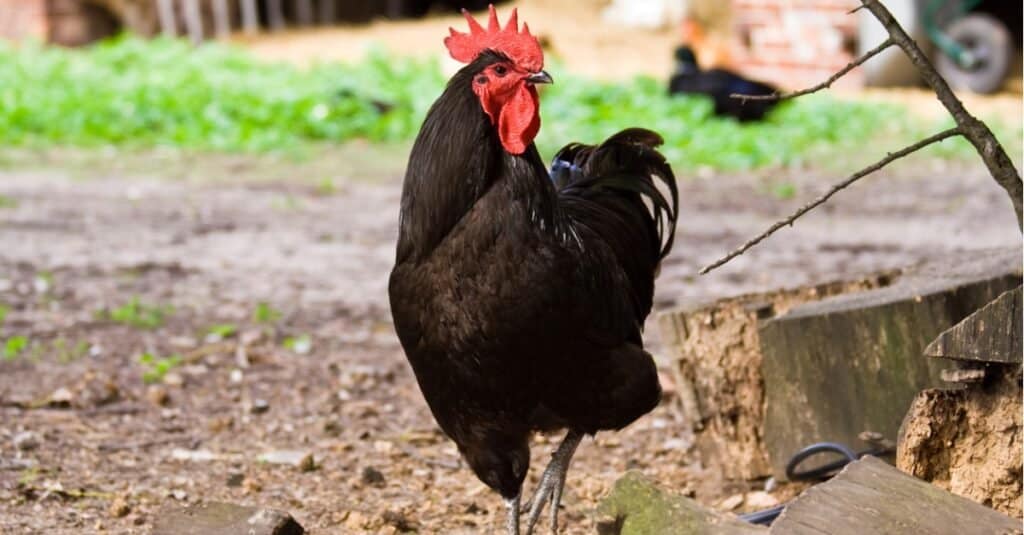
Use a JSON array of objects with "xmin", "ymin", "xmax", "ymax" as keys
[
  {"xmin": 732, "ymin": 38, "xmax": 894, "ymax": 103},
  {"xmin": 97, "ymin": 435, "xmax": 195, "ymax": 452},
  {"xmin": 699, "ymin": 127, "xmax": 962, "ymax": 275}
]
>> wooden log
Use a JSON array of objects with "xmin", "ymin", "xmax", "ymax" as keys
[
  {"xmin": 925, "ymin": 286, "xmax": 1022, "ymax": 364},
  {"xmin": 152, "ymin": 501, "xmax": 304, "ymax": 535},
  {"xmin": 897, "ymin": 370, "xmax": 1022, "ymax": 518},
  {"xmin": 239, "ymin": 0, "xmax": 258, "ymax": 34},
  {"xmin": 597, "ymin": 472, "xmax": 766, "ymax": 535},
  {"xmin": 182, "ymin": 0, "xmax": 202, "ymax": 44},
  {"xmin": 760, "ymin": 248, "xmax": 1021, "ymax": 480},
  {"xmin": 156, "ymin": 0, "xmax": 177, "ymax": 37},
  {"xmin": 656, "ymin": 274, "xmax": 892, "ymax": 482},
  {"xmin": 770, "ymin": 456, "xmax": 1022, "ymax": 534}
]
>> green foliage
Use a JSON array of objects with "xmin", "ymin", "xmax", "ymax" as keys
[
  {"xmin": 53, "ymin": 337, "xmax": 89, "ymax": 363},
  {"xmin": 282, "ymin": 334, "xmax": 312, "ymax": 354},
  {"xmin": 3, "ymin": 336, "xmax": 28, "ymax": 360},
  {"xmin": 0, "ymin": 195, "xmax": 17, "ymax": 209},
  {"xmin": 1, "ymin": 36, "xmax": 1018, "ymax": 171},
  {"xmin": 105, "ymin": 297, "xmax": 172, "ymax": 329},
  {"xmin": 205, "ymin": 323, "xmax": 237, "ymax": 339},
  {"xmin": 0, "ymin": 305, "xmax": 8, "ymax": 325},
  {"xmin": 0, "ymin": 36, "xmax": 443, "ymax": 152},
  {"xmin": 253, "ymin": 302, "xmax": 281, "ymax": 324},
  {"xmin": 138, "ymin": 352, "xmax": 182, "ymax": 383},
  {"xmin": 771, "ymin": 182, "xmax": 797, "ymax": 200}
]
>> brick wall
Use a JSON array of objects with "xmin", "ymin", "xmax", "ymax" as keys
[
  {"xmin": 731, "ymin": 0, "xmax": 864, "ymax": 90},
  {"xmin": 0, "ymin": 0, "xmax": 49, "ymax": 42}
]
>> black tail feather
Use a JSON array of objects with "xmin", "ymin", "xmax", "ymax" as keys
[{"xmin": 551, "ymin": 128, "xmax": 679, "ymax": 262}]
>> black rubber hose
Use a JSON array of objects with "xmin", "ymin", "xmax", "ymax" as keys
[
  {"xmin": 738, "ymin": 441, "xmax": 869, "ymax": 526},
  {"xmin": 785, "ymin": 441, "xmax": 859, "ymax": 481}
]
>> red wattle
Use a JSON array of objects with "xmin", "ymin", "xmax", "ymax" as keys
[{"xmin": 497, "ymin": 84, "xmax": 540, "ymax": 155}]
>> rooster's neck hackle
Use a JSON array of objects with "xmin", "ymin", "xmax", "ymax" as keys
[{"xmin": 395, "ymin": 53, "xmax": 555, "ymax": 265}]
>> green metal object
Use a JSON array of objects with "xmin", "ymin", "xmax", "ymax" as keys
[{"xmin": 923, "ymin": 0, "xmax": 983, "ymax": 68}]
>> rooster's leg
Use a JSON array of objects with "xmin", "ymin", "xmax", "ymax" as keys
[
  {"xmin": 505, "ymin": 494, "xmax": 521, "ymax": 535},
  {"xmin": 523, "ymin": 430, "xmax": 583, "ymax": 534}
]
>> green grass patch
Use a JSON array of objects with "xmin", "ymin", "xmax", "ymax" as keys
[
  {"xmin": 204, "ymin": 323, "xmax": 237, "ymax": 340},
  {"xmin": 1, "ymin": 35, "xmax": 1019, "ymax": 171},
  {"xmin": 253, "ymin": 301, "xmax": 281, "ymax": 324},
  {"xmin": 138, "ymin": 352, "xmax": 182, "ymax": 383},
  {"xmin": 103, "ymin": 297, "xmax": 173, "ymax": 329},
  {"xmin": 3, "ymin": 336, "xmax": 28, "ymax": 360}
]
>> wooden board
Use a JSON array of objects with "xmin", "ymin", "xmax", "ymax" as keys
[
  {"xmin": 924, "ymin": 286, "xmax": 1022, "ymax": 364},
  {"xmin": 770, "ymin": 456, "xmax": 1022, "ymax": 535},
  {"xmin": 760, "ymin": 248, "xmax": 1021, "ymax": 480}
]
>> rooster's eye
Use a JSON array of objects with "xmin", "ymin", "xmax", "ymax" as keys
[{"xmin": 494, "ymin": 65, "xmax": 508, "ymax": 77}]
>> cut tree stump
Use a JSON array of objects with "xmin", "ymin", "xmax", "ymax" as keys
[
  {"xmin": 770, "ymin": 456, "xmax": 1022, "ymax": 535},
  {"xmin": 759, "ymin": 248, "xmax": 1020, "ymax": 480},
  {"xmin": 897, "ymin": 285, "xmax": 1023, "ymax": 518},
  {"xmin": 597, "ymin": 471, "xmax": 767, "ymax": 535},
  {"xmin": 656, "ymin": 274, "xmax": 892, "ymax": 483},
  {"xmin": 152, "ymin": 501, "xmax": 304, "ymax": 535}
]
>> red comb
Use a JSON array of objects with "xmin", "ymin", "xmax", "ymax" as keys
[{"xmin": 444, "ymin": 5, "xmax": 543, "ymax": 72}]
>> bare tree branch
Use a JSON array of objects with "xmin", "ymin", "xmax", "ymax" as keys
[
  {"xmin": 731, "ymin": 38, "xmax": 894, "ymax": 102},
  {"xmin": 701, "ymin": 0, "xmax": 1022, "ymax": 276},
  {"xmin": 699, "ymin": 127, "xmax": 962, "ymax": 275},
  {"xmin": 859, "ymin": 0, "xmax": 1022, "ymax": 229}
]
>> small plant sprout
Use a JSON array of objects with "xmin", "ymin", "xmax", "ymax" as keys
[
  {"xmin": 138, "ymin": 352, "xmax": 183, "ymax": 384},
  {"xmin": 106, "ymin": 297, "xmax": 173, "ymax": 329},
  {"xmin": 53, "ymin": 338, "xmax": 90, "ymax": 364},
  {"xmin": 283, "ymin": 334, "xmax": 313, "ymax": 355},
  {"xmin": 772, "ymin": 183, "xmax": 798, "ymax": 200},
  {"xmin": 204, "ymin": 323, "xmax": 237, "ymax": 342},
  {"xmin": 33, "ymin": 271, "xmax": 53, "ymax": 294},
  {"xmin": 253, "ymin": 302, "xmax": 281, "ymax": 324},
  {"xmin": 3, "ymin": 336, "xmax": 28, "ymax": 360},
  {"xmin": 316, "ymin": 177, "xmax": 337, "ymax": 196}
]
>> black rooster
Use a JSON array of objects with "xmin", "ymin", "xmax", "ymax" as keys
[
  {"xmin": 668, "ymin": 45, "xmax": 779, "ymax": 121},
  {"xmin": 388, "ymin": 6, "xmax": 678, "ymax": 534}
]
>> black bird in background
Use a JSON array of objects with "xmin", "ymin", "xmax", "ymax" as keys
[
  {"xmin": 388, "ymin": 5, "xmax": 678, "ymax": 534},
  {"xmin": 669, "ymin": 45, "xmax": 780, "ymax": 121}
]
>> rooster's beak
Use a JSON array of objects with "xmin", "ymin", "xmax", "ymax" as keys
[{"xmin": 526, "ymin": 71, "xmax": 553, "ymax": 85}]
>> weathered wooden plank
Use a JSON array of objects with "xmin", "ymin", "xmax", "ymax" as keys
[
  {"xmin": 598, "ymin": 472, "xmax": 767, "ymax": 535},
  {"xmin": 267, "ymin": 0, "xmax": 285, "ymax": 31},
  {"xmin": 317, "ymin": 0, "xmax": 336, "ymax": 25},
  {"xmin": 924, "ymin": 286, "xmax": 1022, "ymax": 364},
  {"xmin": 156, "ymin": 0, "xmax": 177, "ymax": 37},
  {"xmin": 296, "ymin": 0, "xmax": 313, "ymax": 26},
  {"xmin": 770, "ymin": 456, "xmax": 1021, "ymax": 535},
  {"xmin": 211, "ymin": 0, "xmax": 230, "ymax": 38},
  {"xmin": 239, "ymin": 0, "xmax": 258, "ymax": 34},
  {"xmin": 152, "ymin": 501, "xmax": 304, "ymax": 535},
  {"xmin": 182, "ymin": 0, "xmax": 202, "ymax": 44},
  {"xmin": 760, "ymin": 248, "xmax": 1021, "ymax": 480}
]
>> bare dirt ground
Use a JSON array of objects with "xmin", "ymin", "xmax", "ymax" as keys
[{"xmin": 0, "ymin": 145, "xmax": 1019, "ymax": 534}]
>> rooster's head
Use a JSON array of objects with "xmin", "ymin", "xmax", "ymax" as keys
[{"xmin": 445, "ymin": 5, "xmax": 551, "ymax": 155}]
